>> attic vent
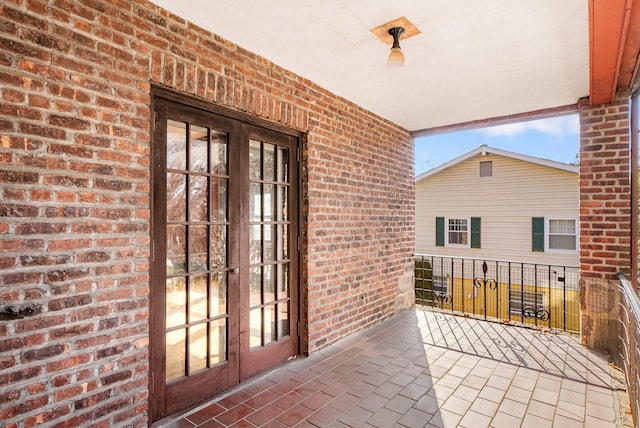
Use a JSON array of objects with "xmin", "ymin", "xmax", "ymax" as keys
[{"xmin": 479, "ymin": 161, "xmax": 492, "ymax": 177}]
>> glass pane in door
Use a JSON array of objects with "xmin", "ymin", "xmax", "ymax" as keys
[
  {"xmin": 165, "ymin": 123, "xmax": 231, "ymax": 381},
  {"xmin": 167, "ymin": 120, "xmax": 187, "ymax": 170},
  {"xmin": 248, "ymin": 140, "xmax": 291, "ymax": 349},
  {"xmin": 166, "ymin": 328, "xmax": 186, "ymax": 381},
  {"xmin": 189, "ymin": 323, "xmax": 208, "ymax": 373},
  {"xmin": 190, "ymin": 125, "xmax": 208, "ymax": 172},
  {"xmin": 166, "ymin": 277, "xmax": 186, "ymax": 328},
  {"xmin": 189, "ymin": 176, "xmax": 208, "ymax": 222},
  {"xmin": 167, "ymin": 173, "xmax": 186, "ymax": 222},
  {"xmin": 209, "ymin": 319, "xmax": 227, "ymax": 365}
]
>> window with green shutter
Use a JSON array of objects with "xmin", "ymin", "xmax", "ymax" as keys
[
  {"xmin": 532, "ymin": 217, "xmax": 545, "ymax": 252},
  {"xmin": 471, "ymin": 217, "xmax": 481, "ymax": 248},
  {"xmin": 436, "ymin": 217, "xmax": 444, "ymax": 247}
]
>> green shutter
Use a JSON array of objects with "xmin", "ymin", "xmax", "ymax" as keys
[
  {"xmin": 471, "ymin": 217, "xmax": 481, "ymax": 248},
  {"xmin": 436, "ymin": 217, "xmax": 444, "ymax": 247},
  {"xmin": 532, "ymin": 217, "xmax": 545, "ymax": 252}
]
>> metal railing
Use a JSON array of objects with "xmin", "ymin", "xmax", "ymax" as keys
[
  {"xmin": 617, "ymin": 274, "xmax": 640, "ymax": 428},
  {"xmin": 415, "ymin": 254, "xmax": 580, "ymax": 333}
]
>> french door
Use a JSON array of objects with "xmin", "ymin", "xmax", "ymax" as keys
[{"xmin": 150, "ymin": 93, "xmax": 299, "ymax": 421}]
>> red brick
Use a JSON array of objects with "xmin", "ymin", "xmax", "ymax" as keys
[
  {"xmin": 0, "ymin": 171, "xmax": 39, "ymax": 184},
  {"xmin": 15, "ymin": 314, "xmax": 66, "ymax": 333},
  {"xmin": 23, "ymin": 404, "xmax": 71, "ymax": 427},
  {"xmin": 24, "ymin": 287, "xmax": 45, "ymax": 300},
  {"xmin": 1, "ymin": 188, "xmax": 26, "ymax": 201},
  {"xmin": 22, "ymin": 343, "xmax": 67, "ymax": 362},
  {"xmin": 0, "ymin": 239, "xmax": 27, "ymax": 253},
  {"xmin": 50, "ymin": 413, "xmax": 93, "ymax": 428},
  {"xmin": 101, "ymin": 369, "xmax": 132, "ymax": 386},
  {"xmin": 30, "ymin": 189, "xmax": 53, "ymax": 201},
  {"xmin": 53, "ymin": 100, "xmax": 75, "ymax": 113},
  {"xmin": 44, "ymin": 269, "xmax": 89, "ymax": 286},
  {"xmin": 0, "ymin": 355, "xmax": 15, "ymax": 370},
  {"xmin": 93, "ymin": 397, "xmax": 131, "ymax": 418},
  {"xmin": 47, "ymin": 353, "xmax": 91, "ymax": 372},
  {"xmin": 52, "ymin": 374, "xmax": 72, "ymax": 387},
  {"xmin": 48, "ymin": 114, "xmax": 90, "ymax": 130},
  {"xmin": 0, "ymin": 290, "xmax": 20, "ymax": 302},
  {"xmin": 47, "ymin": 239, "xmax": 91, "ymax": 251},
  {"xmin": 69, "ymin": 305, "xmax": 112, "ymax": 322},
  {"xmin": 0, "ymin": 365, "xmax": 42, "ymax": 386},
  {"xmin": 1, "ymin": 271, "xmax": 42, "ymax": 285},
  {"xmin": 0, "ymin": 113, "xmax": 15, "ymax": 132},
  {"xmin": 0, "ymin": 389, "xmax": 21, "ymax": 404},
  {"xmin": 0, "ymin": 404, "xmax": 22, "ymax": 421},
  {"xmin": 2, "ymin": 88, "xmax": 26, "ymax": 103},
  {"xmin": 54, "ymin": 385, "xmax": 85, "ymax": 402},
  {"xmin": 0, "ymin": 37, "xmax": 49, "ymax": 62},
  {"xmin": 76, "ymin": 334, "xmax": 111, "ymax": 349},
  {"xmin": 0, "ymin": 150, "xmax": 12, "ymax": 162},
  {"xmin": 50, "ymin": 323, "xmax": 94, "ymax": 339},
  {"xmin": 0, "ymin": 337, "xmax": 25, "ymax": 352},
  {"xmin": 16, "ymin": 222, "xmax": 68, "ymax": 235},
  {"xmin": 25, "ymin": 381, "xmax": 47, "ymax": 395}
]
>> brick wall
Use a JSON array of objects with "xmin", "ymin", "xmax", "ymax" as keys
[
  {"xmin": 578, "ymin": 94, "xmax": 632, "ymax": 349},
  {"xmin": 304, "ymin": 114, "xmax": 415, "ymax": 351},
  {"xmin": 578, "ymin": 95, "xmax": 632, "ymax": 278},
  {"xmin": 0, "ymin": 0, "xmax": 414, "ymax": 426}
]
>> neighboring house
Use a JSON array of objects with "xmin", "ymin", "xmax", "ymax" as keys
[
  {"xmin": 416, "ymin": 144, "xmax": 579, "ymax": 264},
  {"xmin": 415, "ymin": 145, "xmax": 580, "ymax": 331}
]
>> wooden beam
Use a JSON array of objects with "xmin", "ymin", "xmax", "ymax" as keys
[
  {"xmin": 410, "ymin": 104, "xmax": 578, "ymax": 138},
  {"xmin": 618, "ymin": 1, "xmax": 640, "ymax": 92},
  {"xmin": 589, "ymin": 0, "xmax": 632, "ymax": 104}
]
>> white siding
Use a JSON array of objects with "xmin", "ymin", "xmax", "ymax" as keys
[{"xmin": 415, "ymin": 152, "xmax": 579, "ymax": 266}]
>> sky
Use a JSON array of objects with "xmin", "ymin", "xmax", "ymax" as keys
[{"xmin": 414, "ymin": 114, "xmax": 580, "ymax": 176}]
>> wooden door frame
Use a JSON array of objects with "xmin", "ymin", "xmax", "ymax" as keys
[{"xmin": 149, "ymin": 85, "xmax": 303, "ymax": 422}]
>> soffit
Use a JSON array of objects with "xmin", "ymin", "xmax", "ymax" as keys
[{"xmin": 150, "ymin": 1, "xmax": 590, "ymax": 131}]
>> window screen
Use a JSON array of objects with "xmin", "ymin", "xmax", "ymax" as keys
[
  {"xmin": 549, "ymin": 219, "xmax": 576, "ymax": 250},
  {"xmin": 479, "ymin": 161, "xmax": 492, "ymax": 177}
]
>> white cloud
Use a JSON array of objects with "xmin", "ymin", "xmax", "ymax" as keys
[{"xmin": 476, "ymin": 114, "xmax": 579, "ymax": 137}]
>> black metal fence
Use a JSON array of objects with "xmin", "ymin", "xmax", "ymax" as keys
[{"xmin": 415, "ymin": 254, "xmax": 581, "ymax": 333}]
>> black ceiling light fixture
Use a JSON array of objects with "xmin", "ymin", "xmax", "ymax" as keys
[
  {"xmin": 387, "ymin": 26, "xmax": 405, "ymax": 67},
  {"xmin": 371, "ymin": 17, "xmax": 419, "ymax": 68}
]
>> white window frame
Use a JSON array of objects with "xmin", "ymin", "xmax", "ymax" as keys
[
  {"xmin": 445, "ymin": 217, "xmax": 470, "ymax": 248},
  {"xmin": 546, "ymin": 217, "xmax": 578, "ymax": 253},
  {"xmin": 432, "ymin": 275, "xmax": 450, "ymax": 294},
  {"xmin": 509, "ymin": 289, "xmax": 545, "ymax": 316}
]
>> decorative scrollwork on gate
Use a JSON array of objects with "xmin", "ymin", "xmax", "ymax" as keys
[
  {"xmin": 474, "ymin": 277, "xmax": 497, "ymax": 290},
  {"xmin": 474, "ymin": 261, "xmax": 497, "ymax": 290},
  {"xmin": 433, "ymin": 291, "xmax": 452, "ymax": 305},
  {"xmin": 522, "ymin": 306, "xmax": 550, "ymax": 321}
]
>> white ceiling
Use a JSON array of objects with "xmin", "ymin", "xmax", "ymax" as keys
[{"xmin": 150, "ymin": 0, "xmax": 589, "ymax": 132}]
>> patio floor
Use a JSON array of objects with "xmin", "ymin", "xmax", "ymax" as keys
[{"xmin": 157, "ymin": 310, "xmax": 632, "ymax": 428}]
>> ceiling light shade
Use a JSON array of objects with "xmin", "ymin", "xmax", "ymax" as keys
[{"xmin": 387, "ymin": 26, "xmax": 405, "ymax": 67}]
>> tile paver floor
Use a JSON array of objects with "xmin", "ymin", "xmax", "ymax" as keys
[{"xmin": 157, "ymin": 310, "xmax": 632, "ymax": 427}]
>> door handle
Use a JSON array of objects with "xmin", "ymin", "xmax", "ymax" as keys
[{"xmin": 230, "ymin": 267, "xmax": 239, "ymax": 274}]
